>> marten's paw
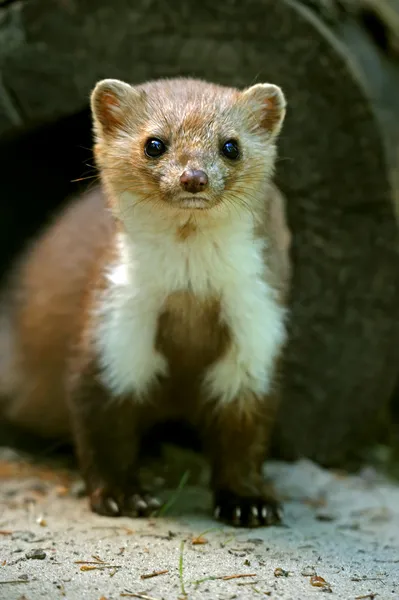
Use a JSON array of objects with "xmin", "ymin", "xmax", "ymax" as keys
[
  {"xmin": 213, "ymin": 490, "xmax": 283, "ymax": 528},
  {"xmin": 90, "ymin": 487, "xmax": 162, "ymax": 518},
  {"xmin": 123, "ymin": 493, "xmax": 163, "ymax": 517}
]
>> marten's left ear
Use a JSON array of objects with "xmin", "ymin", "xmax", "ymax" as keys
[
  {"xmin": 241, "ymin": 83, "xmax": 286, "ymax": 136},
  {"xmin": 91, "ymin": 78, "xmax": 146, "ymax": 137}
]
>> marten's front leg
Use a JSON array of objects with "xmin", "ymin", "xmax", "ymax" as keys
[
  {"xmin": 68, "ymin": 362, "xmax": 161, "ymax": 518},
  {"xmin": 201, "ymin": 270, "xmax": 286, "ymax": 526},
  {"xmin": 200, "ymin": 392, "xmax": 281, "ymax": 527}
]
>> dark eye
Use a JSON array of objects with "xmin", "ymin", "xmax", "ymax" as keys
[
  {"xmin": 144, "ymin": 138, "xmax": 167, "ymax": 158},
  {"xmin": 221, "ymin": 139, "xmax": 240, "ymax": 160}
]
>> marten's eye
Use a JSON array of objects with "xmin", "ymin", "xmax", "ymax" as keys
[
  {"xmin": 144, "ymin": 138, "xmax": 167, "ymax": 158},
  {"xmin": 221, "ymin": 139, "xmax": 240, "ymax": 160}
]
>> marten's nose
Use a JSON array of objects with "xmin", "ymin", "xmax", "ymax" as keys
[{"xmin": 180, "ymin": 169, "xmax": 208, "ymax": 194}]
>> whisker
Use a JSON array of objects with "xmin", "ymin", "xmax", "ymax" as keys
[{"xmin": 71, "ymin": 174, "xmax": 100, "ymax": 183}]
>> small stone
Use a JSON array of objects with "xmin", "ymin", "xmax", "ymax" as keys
[
  {"xmin": 315, "ymin": 511, "xmax": 336, "ymax": 522},
  {"xmin": 301, "ymin": 566, "xmax": 317, "ymax": 576},
  {"xmin": 36, "ymin": 515, "xmax": 47, "ymax": 527},
  {"xmin": 25, "ymin": 549, "xmax": 46, "ymax": 560}
]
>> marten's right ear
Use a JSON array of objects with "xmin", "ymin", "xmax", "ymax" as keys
[{"xmin": 91, "ymin": 79, "xmax": 145, "ymax": 137}]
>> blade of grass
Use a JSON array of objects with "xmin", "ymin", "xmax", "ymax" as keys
[{"xmin": 157, "ymin": 470, "xmax": 190, "ymax": 517}]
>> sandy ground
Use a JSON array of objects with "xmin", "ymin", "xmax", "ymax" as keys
[{"xmin": 0, "ymin": 447, "xmax": 398, "ymax": 600}]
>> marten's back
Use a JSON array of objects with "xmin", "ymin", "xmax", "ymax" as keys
[{"xmin": 0, "ymin": 186, "xmax": 114, "ymax": 438}]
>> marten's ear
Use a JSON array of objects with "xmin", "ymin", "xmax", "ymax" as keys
[
  {"xmin": 241, "ymin": 83, "xmax": 286, "ymax": 136},
  {"xmin": 91, "ymin": 79, "xmax": 145, "ymax": 137}
]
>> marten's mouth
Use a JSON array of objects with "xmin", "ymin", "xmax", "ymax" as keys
[{"xmin": 178, "ymin": 197, "xmax": 209, "ymax": 209}]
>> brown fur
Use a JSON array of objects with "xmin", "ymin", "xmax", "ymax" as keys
[
  {"xmin": 0, "ymin": 187, "xmax": 113, "ymax": 438},
  {"xmin": 0, "ymin": 78, "xmax": 290, "ymax": 526},
  {"xmin": 176, "ymin": 219, "xmax": 198, "ymax": 241}
]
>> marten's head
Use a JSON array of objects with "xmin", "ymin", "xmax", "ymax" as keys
[{"xmin": 91, "ymin": 77, "xmax": 286, "ymax": 224}]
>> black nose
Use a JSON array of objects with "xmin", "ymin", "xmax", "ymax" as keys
[{"xmin": 180, "ymin": 169, "xmax": 208, "ymax": 194}]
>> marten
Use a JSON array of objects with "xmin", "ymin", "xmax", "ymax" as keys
[{"xmin": 0, "ymin": 77, "xmax": 291, "ymax": 527}]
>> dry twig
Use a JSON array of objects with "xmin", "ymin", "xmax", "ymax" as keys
[{"xmin": 140, "ymin": 570, "xmax": 168, "ymax": 580}]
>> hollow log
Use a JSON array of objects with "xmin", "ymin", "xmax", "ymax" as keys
[{"xmin": 0, "ymin": 0, "xmax": 398, "ymax": 465}]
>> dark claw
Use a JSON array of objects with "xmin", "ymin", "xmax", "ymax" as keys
[
  {"xmin": 89, "ymin": 487, "xmax": 163, "ymax": 518},
  {"xmin": 214, "ymin": 490, "xmax": 282, "ymax": 528},
  {"xmin": 90, "ymin": 488, "xmax": 121, "ymax": 517},
  {"xmin": 146, "ymin": 495, "xmax": 162, "ymax": 510},
  {"xmin": 123, "ymin": 492, "xmax": 163, "ymax": 517}
]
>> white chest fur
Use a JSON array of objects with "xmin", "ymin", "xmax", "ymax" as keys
[{"xmin": 95, "ymin": 205, "xmax": 287, "ymax": 404}]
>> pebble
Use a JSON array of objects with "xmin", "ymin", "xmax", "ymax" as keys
[
  {"xmin": 315, "ymin": 511, "xmax": 337, "ymax": 522},
  {"xmin": 301, "ymin": 566, "xmax": 317, "ymax": 576},
  {"xmin": 25, "ymin": 549, "xmax": 46, "ymax": 560}
]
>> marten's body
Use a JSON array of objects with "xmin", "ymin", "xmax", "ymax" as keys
[
  {"xmin": 0, "ymin": 188, "xmax": 113, "ymax": 438},
  {"xmin": 0, "ymin": 77, "xmax": 290, "ymax": 527}
]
